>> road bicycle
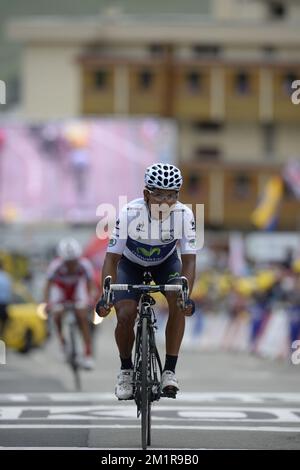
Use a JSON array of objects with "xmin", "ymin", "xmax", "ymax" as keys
[
  {"xmin": 43, "ymin": 301, "xmax": 94, "ymax": 391},
  {"xmin": 102, "ymin": 273, "xmax": 188, "ymax": 450}
]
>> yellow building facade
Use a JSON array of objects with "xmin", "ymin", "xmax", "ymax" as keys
[{"xmin": 7, "ymin": 0, "xmax": 300, "ymax": 229}]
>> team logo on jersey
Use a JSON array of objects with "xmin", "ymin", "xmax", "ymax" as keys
[
  {"xmin": 188, "ymin": 238, "xmax": 196, "ymax": 249},
  {"xmin": 168, "ymin": 272, "xmax": 180, "ymax": 281},
  {"xmin": 136, "ymin": 223, "xmax": 145, "ymax": 232},
  {"xmin": 161, "ymin": 232, "xmax": 174, "ymax": 242},
  {"xmin": 136, "ymin": 246, "xmax": 161, "ymax": 257},
  {"xmin": 109, "ymin": 238, "xmax": 117, "ymax": 247}
]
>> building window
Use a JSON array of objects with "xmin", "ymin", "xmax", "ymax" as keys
[
  {"xmin": 192, "ymin": 121, "xmax": 223, "ymax": 132},
  {"xmin": 269, "ymin": 1, "xmax": 286, "ymax": 19},
  {"xmin": 263, "ymin": 46, "xmax": 276, "ymax": 59},
  {"xmin": 282, "ymin": 72, "xmax": 298, "ymax": 96},
  {"xmin": 187, "ymin": 174, "xmax": 202, "ymax": 196},
  {"xmin": 234, "ymin": 72, "xmax": 251, "ymax": 95},
  {"xmin": 194, "ymin": 147, "xmax": 220, "ymax": 161},
  {"xmin": 192, "ymin": 45, "xmax": 220, "ymax": 57},
  {"xmin": 186, "ymin": 71, "xmax": 202, "ymax": 94},
  {"xmin": 149, "ymin": 44, "xmax": 164, "ymax": 56},
  {"xmin": 138, "ymin": 70, "xmax": 154, "ymax": 90},
  {"xmin": 232, "ymin": 174, "xmax": 251, "ymax": 199},
  {"xmin": 94, "ymin": 70, "xmax": 108, "ymax": 90}
]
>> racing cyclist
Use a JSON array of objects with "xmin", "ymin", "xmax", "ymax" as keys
[
  {"xmin": 44, "ymin": 238, "xmax": 96, "ymax": 370},
  {"xmin": 96, "ymin": 163, "xmax": 197, "ymax": 399}
]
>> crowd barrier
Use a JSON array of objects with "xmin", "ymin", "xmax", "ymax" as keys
[{"xmin": 156, "ymin": 307, "xmax": 299, "ymax": 361}]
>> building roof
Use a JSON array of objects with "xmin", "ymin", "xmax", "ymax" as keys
[
  {"xmin": 2, "ymin": 0, "xmax": 211, "ymax": 17},
  {"xmin": 6, "ymin": 15, "xmax": 300, "ymax": 47},
  {"xmin": 1, "ymin": 1, "xmax": 209, "ymax": 81},
  {"xmin": 0, "ymin": 1, "xmax": 210, "ymax": 103}
]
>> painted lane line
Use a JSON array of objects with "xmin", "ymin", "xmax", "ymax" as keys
[
  {"xmin": 1, "ymin": 392, "xmax": 300, "ymax": 403},
  {"xmin": 1, "ymin": 424, "xmax": 300, "ymax": 432},
  {"xmin": 1, "ymin": 406, "xmax": 300, "ymax": 422}
]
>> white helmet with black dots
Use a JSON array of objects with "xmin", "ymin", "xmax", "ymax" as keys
[{"xmin": 145, "ymin": 163, "xmax": 183, "ymax": 191}]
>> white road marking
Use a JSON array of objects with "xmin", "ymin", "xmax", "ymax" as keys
[
  {"xmin": 1, "ymin": 393, "xmax": 300, "ymax": 438},
  {"xmin": 1, "ymin": 424, "xmax": 300, "ymax": 433},
  {"xmin": 179, "ymin": 393, "xmax": 300, "ymax": 403},
  {"xmin": 1, "ymin": 405, "xmax": 300, "ymax": 422},
  {"xmin": 1, "ymin": 392, "xmax": 300, "ymax": 403},
  {"xmin": 178, "ymin": 411, "xmax": 248, "ymax": 419},
  {"xmin": 6, "ymin": 395, "xmax": 29, "ymax": 402}
]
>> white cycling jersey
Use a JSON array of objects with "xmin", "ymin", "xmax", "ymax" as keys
[{"xmin": 107, "ymin": 198, "xmax": 197, "ymax": 267}]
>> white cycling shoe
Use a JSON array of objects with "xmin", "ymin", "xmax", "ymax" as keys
[
  {"xmin": 161, "ymin": 370, "xmax": 179, "ymax": 392},
  {"xmin": 115, "ymin": 369, "xmax": 134, "ymax": 400},
  {"xmin": 80, "ymin": 355, "xmax": 95, "ymax": 370}
]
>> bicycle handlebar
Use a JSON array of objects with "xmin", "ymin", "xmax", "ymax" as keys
[
  {"xmin": 101, "ymin": 275, "xmax": 189, "ymax": 309},
  {"xmin": 109, "ymin": 283, "xmax": 183, "ymax": 292}
]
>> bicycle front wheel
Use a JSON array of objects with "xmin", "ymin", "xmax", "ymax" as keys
[
  {"xmin": 69, "ymin": 324, "xmax": 81, "ymax": 391},
  {"xmin": 141, "ymin": 316, "xmax": 150, "ymax": 450}
]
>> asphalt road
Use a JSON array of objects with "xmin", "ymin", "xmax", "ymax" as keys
[{"xmin": 1, "ymin": 317, "xmax": 300, "ymax": 450}]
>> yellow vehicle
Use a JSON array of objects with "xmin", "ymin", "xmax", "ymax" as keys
[{"xmin": 3, "ymin": 282, "xmax": 47, "ymax": 353}]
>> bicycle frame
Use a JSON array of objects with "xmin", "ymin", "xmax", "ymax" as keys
[
  {"xmin": 65, "ymin": 304, "xmax": 82, "ymax": 391},
  {"xmin": 133, "ymin": 292, "xmax": 164, "ymax": 449},
  {"xmin": 49, "ymin": 301, "xmax": 82, "ymax": 391}
]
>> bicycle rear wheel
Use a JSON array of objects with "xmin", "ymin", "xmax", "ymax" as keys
[{"xmin": 141, "ymin": 316, "xmax": 150, "ymax": 450}]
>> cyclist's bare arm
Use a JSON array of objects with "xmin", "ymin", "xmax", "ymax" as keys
[
  {"xmin": 97, "ymin": 252, "xmax": 122, "ymax": 316},
  {"xmin": 100, "ymin": 253, "xmax": 122, "ymax": 291},
  {"xmin": 180, "ymin": 254, "xmax": 196, "ymax": 316},
  {"xmin": 181, "ymin": 254, "xmax": 196, "ymax": 294}
]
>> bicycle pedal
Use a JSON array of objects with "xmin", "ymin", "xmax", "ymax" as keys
[{"xmin": 161, "ymin": 386, "xmax": 177, "ymax": 399}]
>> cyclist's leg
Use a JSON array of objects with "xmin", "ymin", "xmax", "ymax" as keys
[
  {"xmin": 114, "ymin": 257, "xmax": 144, "ymax": 399},
  {"xmin": 74, "ymin": 280, "xmax": 92, "ymax": 357},
  {"xmin": 54, "ymin": 311, "xmax": 65, "ymax": 346},
  {"xmin": 152, "ymin": 253, "xmax": 183, "ymax": 390},
  {"xmin": 114, "ymin": 256, "xmax": 144, "ymax": 364},
  {"xmin": 74, "ymin": 307, "xmax": 92, "ymax": 353},
  {"xmin": 115, "ymin": 299, "xmax": 138, "ymax": 360},
  {"xmin": 114, "ymin": 299, "xmax": 138, "ymax": 399},
  {"xmin": 164, "ymin": 292, "xmax": 185, "ymax": 355},
  {"xmin": 152, "ymin": 252, "xmax": 184, "ymax": 355},
  {"xmin": 75, "ymin": 304, "xmax": 94, "ymax": 369},
  {"xmin": 49, "ymin": 285, "xmax": 66, "ymax": 347}
]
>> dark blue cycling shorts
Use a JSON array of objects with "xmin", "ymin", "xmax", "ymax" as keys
[{"xmin": 114, "ymin": 251, "xmax": 182, "ymax": 304}]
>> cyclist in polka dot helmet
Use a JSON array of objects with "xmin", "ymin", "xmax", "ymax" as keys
[
  {"xmin": 145, "ymin": 163, "xmax": 183, "ymax": 191},
  {"xmin": 96, "ymin": 161, "xmax": 196, "ymax": 400}
]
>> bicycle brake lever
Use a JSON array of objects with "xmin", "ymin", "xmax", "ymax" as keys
[
  {"xmin": 180, "ymin": 276, "xmax": 189, "ymax": 309},
  {"xmin": 103, "ymin": 275, "xmax": 113, "ymax": 307}
]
